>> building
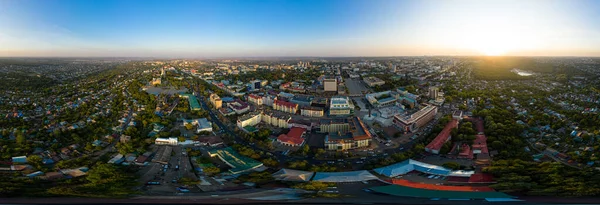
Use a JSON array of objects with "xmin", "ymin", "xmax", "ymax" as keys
[
  {"xmin": 208, "ymin": 147, "xmax": 264, "ymax": 174},
  {"xmin": 247, "ymin": 94, "xmax": 263, "ymax": 106},
  {"xmin": 120, "ymin": 135, "xmax": 131, "ymax": 143},
  {"xmin": 247, "ymin": 80, "xmax": 262, "ymax": 91},
  {"xmin": 179, "ymin": 94, "xmax": 202, "ymax": 111},
  {"xmin": 393, "ymin": 105, "xmax": 438, "ymax": 133},
  {"xmin": 320, "ymin": 117, "xmax": 372, "ymax": 150},
  {"xmin": 300, "ymin": 106, "xmax": 324, "ymax": 117},
  {"xmin": 155, "ymin": 137, "xmax": 178, "ymax": 145},
  {"xmin": 236, "ymin": 111, "xmax": 262, "ymax": 130},
  {"xmin": 209, "ymin": 93, "xmax": 223, "ymax": 109},
  {"xmin": 262, "ymin": 95, "xmax": 276, "ymax": 106},
  {"xmin": 277, "ymin": 127, "xmax": 307, "ymax": 146},
  {"xmin": 262, "ymin": 110, "xmax": 291, "ymax": 128},
  {"xmin": 329, "ymin": 96, "xmax": 353, "ymax": 115},
  {"xmin": 273, "ymin": 100, "xmax": 298, "ymax": 114},
  {"xmin": 290, "ymin": 95, "xmax": 314, "ymax": 107},
  {"xmin": 228, "ymin": 99, "xmax": 250, "ymax": 114},
  {"xmin": 425, "ymin": 119, "xmax": 458, "ymax": 154},
  {"xmin": 323, "ymin": 77, "xmax": 337, "ymax": 92},
  {"xmin": 429, "ymin": 87, "xmax": 439, "ymax": 99},
  {"xmin": 365, "ymin": 91, "xmax": 399, "ymax": 108},
  {"xmin": 363, "ymin": 76, "xmax": 385, "ymax": 87},
  {"xmin": 183, "ymin": 118, "xmax": 213, "ymax": 133},
  {"xmin": 197, "ymin": 136, "xmax": 224, "ymax": 147}
]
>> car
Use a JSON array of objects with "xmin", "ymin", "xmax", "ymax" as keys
[
  {"xmin": 428, "ymin": 175, "xmax": 435, "ymax": 179},
  {"xmin": 328, "ymin": 161, "xmax": 335, "ymax": 164},
  {"xmin": 434, "ymin": 175, "xmax": 441, "ymax": 179},
  {"xmin": 337, "ymin": 159, "xmax": 344, "ymax": 162},
  {"xmin": 399, "ymin": 147, "xmax": 405, "ymax": 151}
]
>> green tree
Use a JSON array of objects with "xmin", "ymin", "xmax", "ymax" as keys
[
  {"xmin": 16, "ymin": 132, "xmax": 26, "ymax": 145},
  {"xmin": 26, "ymin": 155, "xmax": 43, "ymax": 169}
]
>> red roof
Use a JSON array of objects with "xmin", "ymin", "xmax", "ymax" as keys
[
  {"xmin": 135, "ymin": 155, "xmax": 148, "ymax": 163},
  {"xmin": 472, "ymin": 134, "xmax": 489, "ymax": 154},
  {"xmin": 274, "ymin": 100, "xmax": 298, "ymax": 108},
  {"xmin": 277, "ymin": 127, "xmax": 306, "ymax": 145},
  {"xmin": 248, "ymin": 94, "xmax": 261, "ymax": 100},
  {"xmin": 425, "ymin": 119, "xmax": 458, "ymax": 152},
  {"xmin": 458, "ymin": 144, "xmax": 473, "ymax": 159},
  {"xmin": 468, "ymin": 173, "xmax": 495, "ymax": 183}
]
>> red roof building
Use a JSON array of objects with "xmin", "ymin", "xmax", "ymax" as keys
[
  {"xmin": 273, "ymin": 100, "xmax": 298, "ymax": 114},
  {"xmin": 425, "ymin": 119, "xmax": 458, "ymax": 154},
  {"xmin": 457, "ymin": 143, "xmax": 473, "ymax": 159},
  {"xmin": 472, "ymin": 134, "xmax": 489, "ymax": 154},
  {"xmin": 277, "ymin": 127, "xmax": 306, "ymax": 146}
]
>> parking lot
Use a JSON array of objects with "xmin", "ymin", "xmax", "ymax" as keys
[
  {"xmin": 139, "ymin": 145, "xmax": 199, "ymax": 194},
  {"xmin": 345, "ymin": 78, "xmax": 370, "ymax": 96}
]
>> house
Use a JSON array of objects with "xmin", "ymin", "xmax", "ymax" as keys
[
  {"xmin": 12, "ymin": 156, "xmax": 27, "ymax": 164},
  {"xmin": 197, "ymin": 136, "xmax": 225, "ymax": 147},
  {"xmin": 277, "ymin": 127, "xmax": 307, "ymax": 147},
  {"xmin": 120, "ymin": 135, "xmax": 131, "ymax": 143}
]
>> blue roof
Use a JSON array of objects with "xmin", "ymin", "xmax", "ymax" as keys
[
  {"xmin": 12, "ymin": 156, "xmax": 27, "ymax": 163},
  {"xmin": 373, "ymin": 159, "xmax": 469, "ymax": 177}
]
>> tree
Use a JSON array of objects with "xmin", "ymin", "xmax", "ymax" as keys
[
  {"xmin": 442, "ymin": 162, "xmax": 461, "ymax": 170},
  {"xmin": 262, "ymin": 158, "xmax": 279, "ymax": 167},
  {"xmin": 203, "ymin": 166, "xmax": 220, "ymax": 176},
  {"xmin": 27, "ymin": 155, "xmax": 43, "ymax": 170},
  {"xmin": 178, "ymin": 136, "xmax": 186, "ymax": 142},
  {"xmin": 16, "ymin": 132, "xmax": 26, "ymax": 145},
  {"xmin": 185, "ymin": 123, "xmax": 194, "ymax": 130}
]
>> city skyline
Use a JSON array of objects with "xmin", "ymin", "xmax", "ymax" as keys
[{"xmin": 1, "ymin": 0, "xmax": 600, "ymax": 57}]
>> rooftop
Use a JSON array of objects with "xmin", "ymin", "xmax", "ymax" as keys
[{"xmin": 208, "ymin": 147, "xmax": 263, "ymax": 174}]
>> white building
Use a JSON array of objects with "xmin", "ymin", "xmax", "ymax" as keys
[
  {"xmin": 329, "ymin": 96, "xmax": 354, "ymax": 115},
  {"xmin": 155, "ymin": 137, "xmax": 178, "ymax": 145},
  {"xmin": 236, "ymin": 111, "xmax": 262, "ymax": 129},
  {"xmin": 182, "ymin": 118, "xmax": 213, "ymax": 133}
]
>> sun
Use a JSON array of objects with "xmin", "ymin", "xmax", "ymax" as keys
[{"xmin": 477, "ymin": 42, "xmax": 509, "ymax": 56}]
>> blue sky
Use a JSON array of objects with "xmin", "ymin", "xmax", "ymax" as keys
[{"xmin": 1, "ymin": 0, "xmax": 599, "ymax": 57}]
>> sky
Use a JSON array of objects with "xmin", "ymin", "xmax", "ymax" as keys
[{"xmin": 1, "ymin": 0, "xmax": 600, "ymax": 57}]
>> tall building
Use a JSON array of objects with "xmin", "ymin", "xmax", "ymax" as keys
[
  {"xmin": 209, "ymin": 93, "xmax": 223, "ymax": 109},
  {"xmin": 323, "ymin": 77, "xmax": 337, "ymax": 92},
  {"xmin": 429, "ymin": 87, "xmax": 439, "ymax": 99}
]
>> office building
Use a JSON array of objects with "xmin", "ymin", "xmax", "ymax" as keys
[
  {"xmin": 323, "ymin": 77, "xmax": 337, "ymax": 92},
  {"xmin": 429, "ymin": 87, "xmax": 439, "ymax": 99}
]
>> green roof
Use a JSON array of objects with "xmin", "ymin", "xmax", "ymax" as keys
[
  {"xmin": 208, "ymin": 147, "xmax": 263, "ymax": 174},
  {"xmin": 370, "ymin": 185, "xmax": 514, "ymax": 199},
  {"xmin": 243, "ymin": 126, "xmax": 257, "ymax": 133},
  {"xmin": 180, "ymin": 93, "xmax": 202, "ymax": 111}
]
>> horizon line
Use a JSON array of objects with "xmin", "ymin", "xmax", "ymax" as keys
[{"xmin": 1, "ymin": 55, "xmax": 600, "ymax": 60}]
